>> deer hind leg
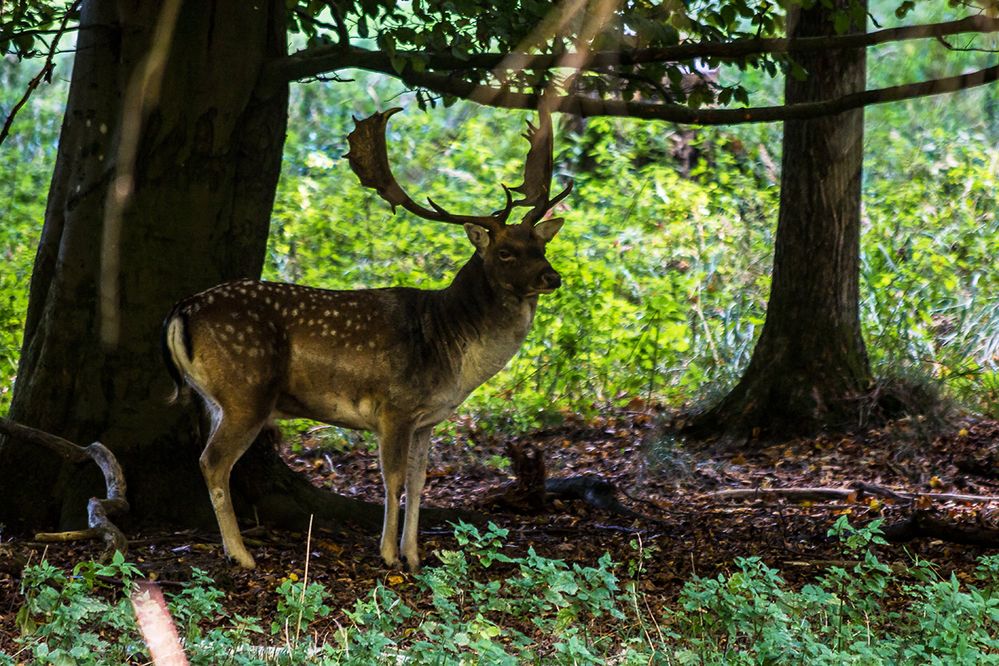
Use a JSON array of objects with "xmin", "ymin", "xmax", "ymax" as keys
[
  {"xmin": 200, "ymin": 404, "xmax": 270, "ymax": 569},
  {"xmin": 400, "ymin": 426, "xmax": 433, "ymax": 571},
  {"xmin": 378, "ymin": 419, "xmax": 414, "ymax": 568}
]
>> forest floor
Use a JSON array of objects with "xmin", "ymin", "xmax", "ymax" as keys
[{"xmin": 2, "ymin": 409, "xmax": 999, "ymax": 650}]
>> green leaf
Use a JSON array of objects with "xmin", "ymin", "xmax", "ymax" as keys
[{"xmin": 833, "ymin": 11, "xmax": 850, "ymax": 34}]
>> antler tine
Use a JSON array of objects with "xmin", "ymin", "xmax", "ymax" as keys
[
  {"xmin": 493, "ymin": 185, "xmax": 515, "ymax": 222},
  {"xmin": 346, "ymin": 109, "xmax": 503, "ymax": 232},
  {"xmin": 546, "ymin": 180, "xmax": 574, "ymax": 211}
]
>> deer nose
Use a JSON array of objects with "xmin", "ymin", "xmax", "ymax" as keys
[{"xmin": 540, "ymin": 270, "xmax": 562, "ymax": 291}]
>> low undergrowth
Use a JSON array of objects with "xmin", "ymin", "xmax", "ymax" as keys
[{"xmin": 5, "ymin": 519, "xmax": 999, "ymax": 665}]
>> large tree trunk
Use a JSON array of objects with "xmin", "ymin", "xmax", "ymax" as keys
[
  {"xmin": 0, "ymin": 0, "xmax": 387, "ymax": 536},
  {"xmin": 688, "ymin": 1, "xmax": 871, "ymax": 444}
]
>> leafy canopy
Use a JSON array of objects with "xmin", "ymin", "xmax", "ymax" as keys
[{"xmin": 5, "ymin": 0, "xmax": 996, "ymax": 119}]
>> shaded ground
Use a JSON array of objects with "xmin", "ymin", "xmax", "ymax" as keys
[{"xmin": 2, "ymin": 409, "xmax": 998, "ymax": 649}]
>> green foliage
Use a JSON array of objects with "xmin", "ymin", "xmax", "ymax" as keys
[
  {"xmin": 271, "ymin": 576, "xmax": 332, "ymax": 638},
  {"xmin": 265, "ymin": 69, "xmax": 999, "ymax": 428},
  {"xmin": 0, "ymin": 56, "xmax": 64, "ymax": 413},
  {"xmin": 168, "ymin": 567, "xmax": 228, "ymax": 644},
  {"xmin": 0, "ymin": 1, "xmax": 75, "ymax": 59},
  {"xmin": 8, "ymin": 521, "xmax": 999, "ymax": 664},
  {"xmin": 663, "ymin": 518, "xmax": 999, "ymax": 664},
  {"xmin": 328, "ymin": 521, "xmax": 628, "ymax": 664},
  {"xmin": 282, "ymin": 0, "xmax": 795, "ymax": 109},
  {"xmin": 14, "ymin": 551, "xmax": 144, "ymax": 665}
]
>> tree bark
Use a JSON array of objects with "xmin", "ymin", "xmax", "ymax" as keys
[
  {"xmin": 0, "ymin": 0, "xmax": 380, "ymax": 537},
  {"xmin": 688, "ymin": 0, "xmax": 871, "ymax": 444}
]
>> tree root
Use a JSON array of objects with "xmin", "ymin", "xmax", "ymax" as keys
[
  {"xmin": 0, "ymin": 418, "xmax": 129, "ymax": 556},
  {"xmin": 483, "ymin": 441, "xmax": 665, "ymax": 525}
]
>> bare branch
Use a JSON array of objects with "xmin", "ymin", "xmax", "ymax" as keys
[
  {"xmin": 707, "ymin": 487, "xmax": 859, "ymax": 502},
  {"xmin": 293, "ymin": 2, "xmax": 349, "ymax": 50},
  {"xmin": 382, "ymin": 62, "xmax": 999, "ymax": 126},
  {"xmin": 0, "ymin": 0, "xmax": 80, "ymax": 147},
  {"xmin": 937, "ymin": 34, "xmax": 999, "ymax": 53}
]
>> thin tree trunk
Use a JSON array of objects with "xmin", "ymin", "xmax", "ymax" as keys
[{"xmin": 688, "ymin": 0, "xmax": 871, "ymax": 445}]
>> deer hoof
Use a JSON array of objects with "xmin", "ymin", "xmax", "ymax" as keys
[
  {"xmin": 228, "ymin": 549, "xmax": 256, "ymax": 569},
  {"xmin": 401, "ymin": 554, "xmax": 421, "ymax": 573}
]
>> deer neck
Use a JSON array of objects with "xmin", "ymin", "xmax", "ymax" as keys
[
  {"xmin": 437, "ymin": 252, "xmax": 537, "ymax": 334},
  {"xmin": 427, "ymin": 253, "xmax": 537, "ymax": 392}
]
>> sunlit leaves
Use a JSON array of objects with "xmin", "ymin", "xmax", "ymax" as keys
[
  {"xmin": 0, "ymin": 0, "xmax": 75, "ymax": 59},
  {"xmin": 276, "ymin": 0, "xmax": 803, "ymax": 108}
]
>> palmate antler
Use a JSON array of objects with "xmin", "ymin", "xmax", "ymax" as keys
[
  {"xmin": 510, "ymin": 106, "xmax": 573, "ymax": 226},
  {"xmin": 346, "ymin": 107, "xmax": 572, "ymax": 231}
]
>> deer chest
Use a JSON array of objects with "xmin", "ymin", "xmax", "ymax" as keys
[{"xmin": 455, "ymin": 302, "xmax": 535, "ymax": 396}]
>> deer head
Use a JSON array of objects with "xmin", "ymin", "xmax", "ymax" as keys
[{"xmin": 345, "ymin": 106, "xmax": 572, "ymax": 300}]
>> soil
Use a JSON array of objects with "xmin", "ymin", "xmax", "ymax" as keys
[{"xmin": 2, "ymin": 408, "xmax": 998, "ymax": 651}]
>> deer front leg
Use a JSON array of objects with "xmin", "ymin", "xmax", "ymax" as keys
[
  {"xmin": 200, "ymin": 410, "xmax": 266, "ymax": 569},
  {"xmin": 378, "ymin": 420, "xmax": 413, "ymax": 568},
  {"xmin": 400, "ymin": 426, "xmax": 433, "ymax": 571}
]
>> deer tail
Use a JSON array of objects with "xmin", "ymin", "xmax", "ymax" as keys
[{"xmin": 162, "ymin": 306, "xmax": 193, "ymax": 405}]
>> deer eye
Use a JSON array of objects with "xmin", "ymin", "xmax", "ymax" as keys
[{"xmin": 497, "ymin": 249, "xmax": 515, "ymax": 262}]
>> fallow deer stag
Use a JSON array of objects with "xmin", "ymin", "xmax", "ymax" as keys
[{"xmin": 162, "ymin": 107, "xmax": 571, "ymax": 569}]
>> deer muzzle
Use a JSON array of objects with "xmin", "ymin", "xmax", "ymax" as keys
[{"xmin": 537, "ymin": 269, "xmax": 562, "ymax": 293}]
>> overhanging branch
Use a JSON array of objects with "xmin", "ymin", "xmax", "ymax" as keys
[
  {"xmin": 360, "ymin": 61, "xmax": 999, "ymax": 126},
  {"xmin": 264, "ymin": 14, "xmax": 999, "ymax": 87}
]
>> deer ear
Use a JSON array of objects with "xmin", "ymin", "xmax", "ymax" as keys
[
  {"xmin": 464, "ymin": 223, "xmax": 491, "ymax": 251},
  {"xmin": 533, "ymin": 217, "xmax": 563, "ymax": 243}
]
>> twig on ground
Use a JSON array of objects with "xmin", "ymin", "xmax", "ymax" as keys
[
  {"xmin": 705, "ymin": 482, "xmax": 999, "ymax": 505},
  {"xmin": 705, "ymin": 487, "xmax": 859, "ymax": 502}
]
